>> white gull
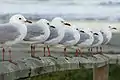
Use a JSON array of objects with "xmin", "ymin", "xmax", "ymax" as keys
[
  {"xmin": 0, "ymin": 14, "xmax": 32, "ymax": 64},
  {"xmin": 44, "ymin": 17, "xmax": 65, "ymax": 56}
]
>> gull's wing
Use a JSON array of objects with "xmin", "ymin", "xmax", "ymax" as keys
[
  {"xmin": 77, "ymin": 32, "xmax": 90, "ymax": 44},
  {"xmin": 24, "ymin": 24, "xmax": 45, "ymax": 40},
  {"xmin": 46, "ymin": 27, "xmax": 58, "ymax": 41},
  {"xmin": 59, "ymin": 30, "xmax": 75, "ymax": 43},
  {"xmin": 101, "ymin": 31, "xmax": 109, "ymax": 44},
  {"xmin": 92, "ymin": 35, "xmax": 99, "ymax": 45},
  {"xmin": 0, "ymin": 23, "xmax": 21, "ymax": 43}
]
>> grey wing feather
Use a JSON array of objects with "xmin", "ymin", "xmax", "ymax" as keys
[
  {"xmin": 60, "ymin": 31, "xmax": 75, "ymax": 43},
  {"xmin": 0, "ymin": 23, "xmax": 21, "ymax": 42},
  {"xmin": 24, "ymin": 24, "xmax": 45, "ymax": 40},
  {"xmin": 92, "ymin": 35, "xmax": 99, "ymax": 45},
  {"xmin": 46, "ymin": 27, "xmax": 58, "ymax": 41},
  {"xmin": 101, "ymin": 32, "xmax": 108, "ymax": 44},
  {"xmin": 77, "ymin": 32, "xmax": 90, "ymax": 44}
]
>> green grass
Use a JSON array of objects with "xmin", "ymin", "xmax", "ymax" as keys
[
  {"xmin": 109, "ymin": 64, "xmax": 120, "ymax": 80},
  {"xmin": 25, "ymin": 65, "xmax": 120, "ymax": 80},
  {"xmin": 29, "ymin": 68, "xmax": 92, "ymax": 80}
]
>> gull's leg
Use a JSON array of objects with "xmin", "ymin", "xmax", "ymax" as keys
[
  {"xmin": 90, "ymin": 48, "xmax": 94, "ymax": 56},
  {"xmin": 88, "ymin": 48, "xmax": 90, "ymax": 53},
  {"xmin": 90, "ymin": 47, "xmax": 94, "ymax": 56},
  {"xmin": 100, "ymin": 47, "xmax": 102, "ymax": 54},
  {"xmin": 64, "ymin": 48, "xmax": 67, "ymax": 56},
  {"xmin": 47, "ymin": 46, "xmax": 57, "ymax": 59},
  {"xmin": 43, "ymin": 47, "xmax": 46, "ymax": 57},
  {"xmin": 31, "ymin": 44, "xmax": 41, "ymax": 60},
  {"xmin": 96, "ymin": 47, "xmax": 99, "ymax": 54},
  {"xmin": 8, "ymin": 48, "xmax": 11, "ymax": 61},
  {"xmin": 32, "ymin": 44, "xmax": 35, "ymax": 56},
  {"xmin": 99, "ymin": 46, "xmax": 109, "ymax": 58},
  {"xmin": 90, "ymin": 47, "xmax": 93, "ymax": 55},
  {"xmin": 78, "ymin": 48, "xmax": 82, "ymax": 57},
  {"xmin": 47, "ymin": 46, "xmax": 51, "ymax": 57},
  {"xmin": 63, "ymin": 47, "xmax": 72, "ymax": 58},
  {"xmin": 75, "ymin": 49, "xmax": 78, "ymax": 57},
  {"xmin": 89, "ymin": 47, "xmax": 97, "ymax": 59},
  {"xmin": 88, "ymin": 48, "xmax": 92, "ymax": 56},
  {"xmin": 2, "ymin": 47, "xmax": 5, "ymax": 61},
  {"xmin": 78, "ymin": 48, "xmax": 88, "ymax": 59},
  {"xmin": 31, "ymin": 44, "xmax": 33, "ymax": 57},
  {"xmin": 8, "ymin": 47, "xmax": 17, "ymax": 65},
  {"xmin": 31, "ymin": 44, "xmax": 36, "ymax": 57}
]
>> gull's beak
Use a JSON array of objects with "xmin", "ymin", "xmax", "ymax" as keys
[
  {"xmin": 25, "ymin": 20, "xmax": 32, "ymax": 23},
  {"xmin": 64, "ymin": 22, "xmax": 71, "ymax": 26},
  {"xmin": 94, "ymin": 33, "xmax": 99, "ymax": 35},
  {"xmin": 80, "ymin": 30, "xmax": 85, "ymax": 33},
  {"xmin": 50, "ymin": 25, "xmax": 55, "ymax": 28},
  {"xmin": 112, "ymin": 27, "xmax": 117, "ymax": 30}
]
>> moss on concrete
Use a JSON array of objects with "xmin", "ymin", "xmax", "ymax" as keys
[
  {"xmin": 29, "ymin": 68, "xmax": 93, "ymax": 80},
  {"xmin": 22, "ymin": 64, "xmax": 120, "ymax": 80}
]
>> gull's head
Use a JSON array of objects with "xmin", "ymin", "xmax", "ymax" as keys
[
  {"xmin": 52, "ymin": 17, "xmax": 72, "ymax": 27},
  {"xmin": 37, "ymin": 19, "xmax": 55, "ymax": 28},
  {"xmin": 109, "ymin": 26, "xmax": 117, "ymax": 30},
  {"xmin": 9, "ymin": 14, "xmax": 32, "ymax": 24},
  {"xmin": 52, "ymin": 17, "xmax": 65, "ymax": 23},
  {"xmin": 91, "ymin": 28, "xmax": 100, "ymax": 36}
]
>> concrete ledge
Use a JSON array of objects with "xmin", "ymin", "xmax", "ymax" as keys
[{"xmin": 0, "ymin": 54, "xmax": 118, "ymax": 80}]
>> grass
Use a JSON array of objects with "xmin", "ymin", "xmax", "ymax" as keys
[
  {"xmin": 29, "ymin": 68, "xmax": 93, "ymax": 80},
  {"xmin": 23, "ymin": 65, "xmax": 120, "ymax": 80}
]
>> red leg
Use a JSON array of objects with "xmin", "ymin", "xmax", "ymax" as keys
[
  {"xmin": 2, "ymin": 48, "xmax": 5, "ymax": 61},
  {"xmin": 31, "ymin": 44, "xmax": 35, "ymax": 57},
  {"xmin": 75, "ymin": 49, "xmax": 78, "ymax": 57},
  {"xmin": 64, "ymin": 48, "xmax": 67, "ymax": 56},
  {"xmin": 78, "ymin": 48, "xmax": 82, "ymax": 57},
  {"xmin": 47, "ymin": 46, "xmax": 50, "ymax": 56},
  {"xmin": 8, "ymin": 48, "xmax": 17, "ymax": 65},
  {"xmin": 44, "ymin": 47, "xmax": 46, "ymax": 57},
  {"xmin": 8, "ymin": 48, "xmax": 11, "ymax": 61},
  {"xmin": 33, "ymin": 45, "xmax": 35, "ymax": 56},
  {"xmin": 31, "ymin": 44, "xmax": 33, "ymax": 57}
]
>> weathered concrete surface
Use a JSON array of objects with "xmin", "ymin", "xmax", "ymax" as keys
[
  {"xmin": 0, "ymin": 54, "xmax": 120, "ymax": 80},
  {"xmin": 0, "ymin": 54, "xmax": 111, "ymax": 80}
]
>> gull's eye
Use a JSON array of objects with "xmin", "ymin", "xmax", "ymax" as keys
[
  {"xmin": 100, "ymin": 31, "xmax": 104, "ymax": 34},
  {"xmin": 19, "ymin": 18, "xmax": 22, "ymax": 20},
  {"xmin": 47, "ymin": 23, "xmax": 50, "ymax": 25}
]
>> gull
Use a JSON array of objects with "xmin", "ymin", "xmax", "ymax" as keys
[
  {"xmin": 101, "ymin": 26, "xmax": 117, "ymax": 45},
  {"xmin": 75, "ymin": 27, "xmax": 94, "ymax": 57},
  {"xmin": 91, "ymin": 28, "xmax": 103, "ymax": 54},
  {"xmin": 22, "ymin": 19, "xmax": 55, "ymax": 58},
  {"xmin": 100, "ymin": 25, "xmax": 117, "ymax": 52},
  {"xmin": 44, "ymin": 17, "xmax": 66, "ymax": 57},
  {"xmin": 0, "ymin": 14, "xmax": 32, "ymax": 64},
  {"xmin": 59, "ymin": 23, "xmax": 80, "ymax": 57}
]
